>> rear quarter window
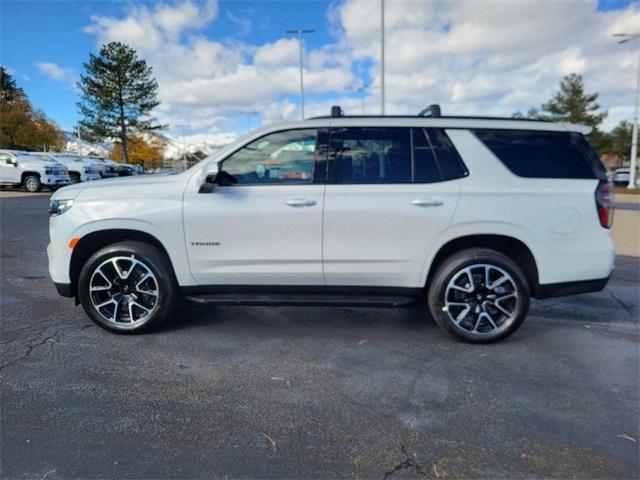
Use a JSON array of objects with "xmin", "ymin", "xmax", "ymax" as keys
[{"xmin": 472, "ymin": 129, "xmax": 605, "ymax": 180}]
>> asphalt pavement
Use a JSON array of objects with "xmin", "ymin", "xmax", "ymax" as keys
[{"xmin": 1, "ymin": 194, "xmax": 639, "ymax": 479}]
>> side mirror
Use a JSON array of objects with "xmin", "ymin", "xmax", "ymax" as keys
[
  {"xmin": 198, "ymin": 162, "xmax": 220, "ymax": 194},
  {"xmin": 9, "ymin": 159, "xmax": 17, "ymax": 167}
]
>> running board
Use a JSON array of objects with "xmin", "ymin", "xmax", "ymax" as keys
[{"xmin": 184, "ymin": 293, "xmax": 419, "ymax": 308}]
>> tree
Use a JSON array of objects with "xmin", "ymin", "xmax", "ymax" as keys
[
  {"xmin": 0, "ymin": 66, "xmax": 64, "ymax": 151},
  {"xmin": 110, "ymin": 133, "xmax": 166, "ymax": 170},
  {"xmin": 0, "ymin": 66, "xmax": 24, "ymax": 101},
  {"xmin": 609, "ymin": 121, "xmax": 633, "ymax": 161},
  {"xmin": 77, "ymin": 42, "xmax": 162, "ymax": 162},
  {"xmin": 541, "ymin": 74, "xmax": 607, "ymax": 127}
]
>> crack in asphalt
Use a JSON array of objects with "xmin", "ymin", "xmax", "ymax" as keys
[
  {"xmin": 608, "ymin": 290, "xmax": 635, "ymax": 321},
  {"xmin": 0, "ymin": 330, "xmax": 60, "ymax": 373},
  {"xmin": 383, "ymin": 446, "xmax": 429, "ymax": 479}
]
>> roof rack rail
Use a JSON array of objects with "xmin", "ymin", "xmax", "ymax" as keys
[{"xmin": 418, "ymin": 104, "xmax": 441, "ymax": 117}]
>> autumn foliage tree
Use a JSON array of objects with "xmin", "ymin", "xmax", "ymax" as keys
[
  {"xmin": 0, "ymin": 66, "xmax": 64, "ymax": 151},
  {"xmin": 110, "ymin": 133, "xmax": 166, "ymax": 170}
]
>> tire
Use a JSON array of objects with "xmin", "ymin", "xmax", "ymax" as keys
[
  {"xmin": 23, "ymin": 175, "xmax": 42, "ymax": 193},
  {"xmin": 77, "ymin": 241, "xmax": 178, "ymax": 334},
  {"xmin": 427, "ymin": 248, "xmax": 530, "ymax": 343},
  {"xmin": 69, "ymin": 173, "xmax": 81, "ymax": 184}
]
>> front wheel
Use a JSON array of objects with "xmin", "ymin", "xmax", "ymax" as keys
[
  {"xmin": 69, "ymin": 173, "xmax": 81, "ymax": 184},
  {"xmin": 77, "ymin": 241, "xmax": 178, "ymax": 333},
  {"xmin": 427, "ymin": 248, "xmax": 530, "ymax": 343},
  {"xmin": 24, "ymin": 175, "xmax": 42, "ymax": 192}
]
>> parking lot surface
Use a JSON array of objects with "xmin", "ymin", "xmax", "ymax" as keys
[{"xmin": 1, "ymin": 194, "xmax": 639, "ymax": 479}]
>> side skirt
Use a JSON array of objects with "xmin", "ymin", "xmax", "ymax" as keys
[{"xmin": 181, "ymin": 285, "xmax": 423, "ymax": 308}]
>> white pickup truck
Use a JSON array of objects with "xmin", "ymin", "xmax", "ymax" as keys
[
  {"xmin": 0, "ymin": 150, "xmax": 70, "ymax": 192},
  {"xmin": 45, "ymin": 153, "xmax": 102, "ymax": 184}
]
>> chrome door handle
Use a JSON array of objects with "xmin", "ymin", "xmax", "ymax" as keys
[
  {"xmin": 286, "ymin": 198, "xmax": 317, "ymax": 207},
  {"xmin": 412, "ymin": 199, "xmax": 444, "ymax": 207}
]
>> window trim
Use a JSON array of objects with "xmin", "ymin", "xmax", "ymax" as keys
[{"xmin": 217, "ymin": 127, "xmax": 329, "ymax": 187}]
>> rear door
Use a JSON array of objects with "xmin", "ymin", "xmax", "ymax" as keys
[
  {"xmin": 322, "ymin": 127, "xmax": 463, "ymax": 288},
  {"xmin": 183, "ymin": 128, "xmax": 329, "ymax": 286}
]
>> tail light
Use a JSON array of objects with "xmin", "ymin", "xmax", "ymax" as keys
[{"xmin": 595, "ymin": 181, "xmax": 614, "ymax": 228}]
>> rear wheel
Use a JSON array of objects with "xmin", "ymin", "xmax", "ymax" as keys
[
  {"xmin": 24, "ymin": 175, "xmax": 42, "ymax": 192},
  {"xmin": 78, "ymin": 241, "xmax": 177, "ymax": 333},
  {"xmin": 428, "ymin": 248, "xmax": 530, "ymax": 343}
]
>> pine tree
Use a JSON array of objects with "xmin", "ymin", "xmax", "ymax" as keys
[
  {"xmin": 77, "ymin": 42, "xmax": 162, "ymax": 162},
  {"xmin": 540, "ymin": 74, "xmax": 609, "ymax": 153},
  {"xmin": 541, "ymin": 74, "xmax": 607, "ymax": 127},
  {"xmin": 0, "ymin": 66, "xmax": 24, "ymax": 101}
]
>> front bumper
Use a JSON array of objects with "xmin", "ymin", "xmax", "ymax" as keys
[
  {"xmin": 82, "ymin": 173, "xmax": 102, "ymax": 182},
  {"xmin": 54, "ymin": 282, "xmax": 74, "ymax": 298},
  {"xmin": 42, "ymin": 174, "xmax": 70, "ymax": 186}
]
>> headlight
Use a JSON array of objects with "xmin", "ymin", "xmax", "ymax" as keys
[
  {"xmin": 48, "ymin": 199, "xmax": 74, "ymax": 216},
  {"xmin": 44, "ymin": 167, "xmax": 53, "ymax": 175}
]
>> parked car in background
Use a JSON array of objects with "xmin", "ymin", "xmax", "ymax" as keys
[
  {"xmin": 47, "ymin": 105, "xmax": 615, "ymax": 343},
  {"xmin": 47, "ymin": 153, "xmax": 102, "ymax": 184},
  {"xmin": 612, "ymin": 167, "xmax": 630, "ymax": 186},
  {"xmin": 86, "ymin": 156, "xmax": 119, "ymax": 178},
  {"xmin": 0, "ymin": 150, "xmax": 69, "ymax": 192},
  {"xmin": 115, "ymin": 163, "xmax": 142, "ymax": 176},
  {"xmin": 149, "ymin": 167, "xmax": 176, "ymax": 175}
]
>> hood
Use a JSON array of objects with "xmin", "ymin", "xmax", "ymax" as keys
[
  {"xmin": 17, "ymin": 157, "xmax": 65, "ymax": 170},
  {"xmin": 51, "ymin": 171, "xmax": 186, "ymax": 200}
]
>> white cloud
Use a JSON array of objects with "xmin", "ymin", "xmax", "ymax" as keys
[
  {"xmin": 81, "ymin": 0, "xmax": 637, "ymax": 146},
  {"xmin": 36, "ymin": 62, "xmax": 76, "ymax": 88},
  {"xmin": 329, "ymin": 0, "xmax": 638, "ymax": 127}
]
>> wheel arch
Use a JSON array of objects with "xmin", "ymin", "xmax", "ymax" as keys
[
  {"xmin": 21, "ymin": 171, "xmax": 41, "ymax": 183},
  {"xmin": 69, "ymin": 229, "xmax": 175, "ymax": 301},
  {"xmin": 425, "ymin": 234, "xmax": 540, "ymax": 296}
]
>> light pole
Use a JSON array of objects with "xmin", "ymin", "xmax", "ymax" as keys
[
  {"xmin": 614, "ymin": 33, "xmax": 640, "ymax": 189},
  {"xmin": 380, "ymin": 0, "xmax": 385, "ymax": 115},
  {"xmin": 286, "ymin": 29, "xmax": 314, "ymax": 120}
]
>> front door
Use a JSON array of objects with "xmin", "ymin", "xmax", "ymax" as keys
[
  {"xmin": 323, "ymin": 127, "xmax": 462, "ymax": 288},
  {"xmin": 183, "ymin": 128, "xmax": 328, "ymax": 286},
  {"xmin": 0, "ymin": 153, "xmax": 19, "ymax": 183}
]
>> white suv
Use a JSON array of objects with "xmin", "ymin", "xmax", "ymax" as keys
[
  {"xmin": 47, "ymin": 107, "xmax": 615, "ymax": 342},
  {"xmin": 0, "ymin": 150, "xmax": 70, "ymax": 192}
]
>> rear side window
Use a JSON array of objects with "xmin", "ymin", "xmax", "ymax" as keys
[
  {"xmin": 330, "ymin": 127, "xmax": 466, "ymax": 184},
  {"xmin": 473, "ymin": 129, "xmax": 604, "ymax": 179}
]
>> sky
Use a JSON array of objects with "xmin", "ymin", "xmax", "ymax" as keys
[{"xmin": 1, "ymin": 0, "xmax": 638, "ymax": 147}]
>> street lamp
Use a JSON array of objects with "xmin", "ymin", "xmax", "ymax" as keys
[
  {"xmin": 286, "ymin": 29, "xmax": 314, "ymax": 120},
  {"xmin": 614, "ymin": 32, "xmax": 640, "ymax": 189}
]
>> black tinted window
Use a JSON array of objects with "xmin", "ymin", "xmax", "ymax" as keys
[
  {"xmin": 473, "ymin": 130, "xmax": 602, "ymax": 179},
  {"xmin": 412, "ymin": 128, "xmax": 442, "ymax": 183},
  {"xmin": 333, "ymin": 127, "xmax": 412, "ymax": 183},
  {"xmin": 426, "ymin": 129, "xmax": 467, "ymax": 180}
]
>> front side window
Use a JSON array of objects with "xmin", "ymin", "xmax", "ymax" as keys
[
  {"xmin": 222, "ymin": 129, "xmax": 318, "ymax": 185},
  {"xmin": 0, "ymin": 154, "xmax": 14, "ymax": 166}
]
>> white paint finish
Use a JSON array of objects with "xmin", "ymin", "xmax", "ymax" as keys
[
  {"xmin": 323, "ymin": 181, "xmax": 460, "ymax": 287},
  {"xmin": 183, "ymin": 184, "xmax": 325, "ymax": 285},
  {"xmin": 48, "ymin": 118, "xmax": 614, "ymax": 294},
  {"xmin": 0, "ymin": 150, "xmax": 70, "ymax": 186}
]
